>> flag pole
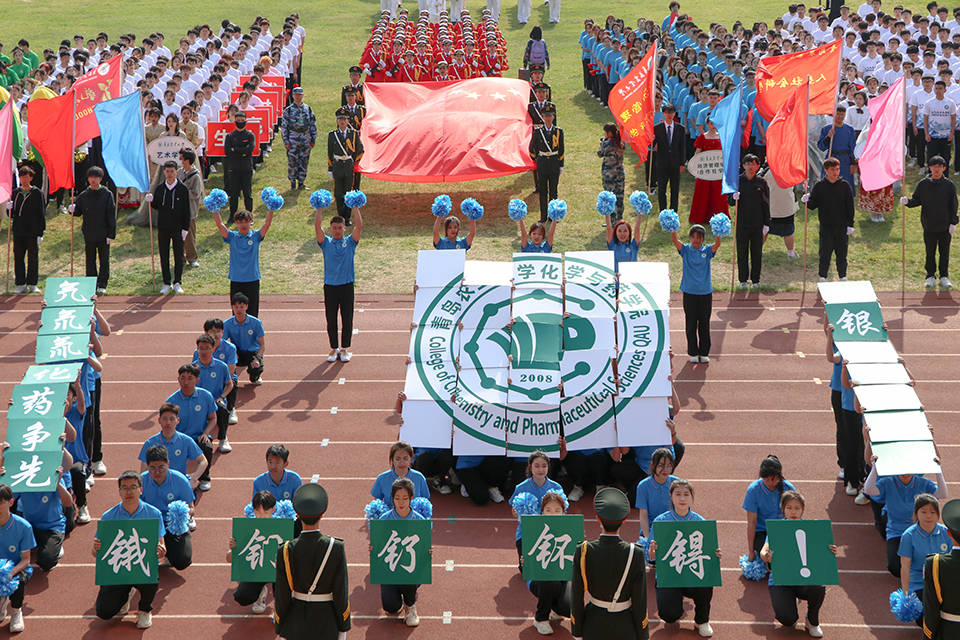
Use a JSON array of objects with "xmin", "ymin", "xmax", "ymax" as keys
[
  {"xmin": 730, "ymin": 200, "xmax": 738, "ymax": 291},
  {"xmin": 69, "ymin": 90, "xmax": 77, "ymax": 277},
  {"xmin": 138, "ymin": 100, "xmax": 157, "ymax": 292},
  {"xmin": 4, "ymin": 204, "xmax": 11, "ymax": 293},
  {"xmin": 801, "ymin": 187, "xmax": 809, "ymax": 295},
  {"xmin": 901, "ymin": 79, "xmax": 907, "ymax": 300},
  {"xmin": 826, "ymin": 40, "xmax": 843, "ymax": 158}
]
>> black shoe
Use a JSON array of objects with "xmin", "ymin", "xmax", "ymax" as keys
[
  {"xmin": 290, "ymin": 182, "xmax": 297, "ymax": 191},
  {"xmin": 298, "ymin": 182, "xmax": 305, "ymax": 190},
  {"xmin": 345, "ymin": 219, "xmax": 353, "ymax": 226},
  {"xmin": 226, "ymin": 215, "xmax": 235, "ymax": 225}
]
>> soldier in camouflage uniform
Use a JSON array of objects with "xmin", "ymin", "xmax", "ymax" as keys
[
  {"xmin": 280, "ymin": 87, "xmax": 317, "ymax": 190},
  {"xmin": 598, "ymin": 123, "xmax": 625, "ymax": 223}
]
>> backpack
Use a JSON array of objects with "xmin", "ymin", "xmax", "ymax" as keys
[{"xmin": 527, "ymin": 39, "xmax": 547, "ymax": 65}]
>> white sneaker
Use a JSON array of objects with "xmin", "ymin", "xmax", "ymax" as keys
[
  {"xmin": 327, "ymin": 351, "xmax": 338, "ymax": 362},
  {"xmin": 926, "ymin": 277, "xmax": 937, "ymax": 288},
  {"xmin": 136, "ymin": 611, "xmax": 152, "ymax": 629},
  {"xmin": 188, "ymin": 517, "xmax": 197, "ymax": 531},
  {"xmin": 699, "ymin": 356, "xmax": 710, "ymax": 363},
  {"xmin": 404, "ymin": 604, "xmax": 420, "ymax": 627},
  {"xmin": 534, "ymin": 620, "xmax": 553, "ymax": 635},
  {"xmin": 837, "ymin": 469, "xmax": 844, "ymax": 480},
  {"xmin": 689, "ymin": 356, "xmax": 700, "ymax": 363},
  {"xmin": 12, "ymin": 285, "xmax": 26, "ymax": 294},
  {"xmin": 460, "ymin": 484, "xmax": 469, "ymax": 498},
  {"xmin": 92, "ymin": 461, "xmax": 107, "ymax": 476},
  {"xmin": 697, "ymin": 622, "xmax": 714, "ymax": 637},
  {"xmin": 28, "ymin": 286, "xmax": 41, "ymax": 294},
  {"xmin": 159, "ymin": 284, "xmax": 172, "ymax": 294},
  {"xmin": 219, "ymin": 439, "xmax": 232, "ymax": 453},
  {"xmin": 118, "ymin": 587, "xmax": 133, "ymax": 616},
  {"xmin": 77, "ymin": 506, "xmax": 91, "ymax": 524},
  {"xmin": 854, "ymin": 491, "xmax": 871, "ymax": 506},
  {"xmin": 85, "ymin": 475, "xmax": 95, "ymax": 489},
  {"xmin": 173, "ymin": 283, "xmax": 184, "ymax": 294},
  {"xmin": 189, "ymin": 260, "xmax": 200, "ymax": 268},
  {"xmin": 96, "ymin": 287, "xmax": 107, "ymax": 295},
  {"xmin": 875, "ymin": 214, "xmax": 885, "ymax": 223},
  {"xmin": 839, "ymin": 277, "xmax": 847, "ymax": 281},
  {"xmin": 818, "ymin": 276, "xmax": 827, "ymax": 282},
  {"xmin": 197, "ymin": 480, "xmax": 211, "ymax": 492},
  {"xmin": 437, "ymin": 483, "xmax": 452, "ymax": 495},
  {"xmin": 251, "ymin": 377, "xmax": 263, "ymax": 386},
  {"xmin": 787, "ymin": 250, "xmax": 798, "ymax": 260},
  {"xmin": 251, "ymin": 586, "xmax": 268, "ymax": 614},
  {"xmin": 228, "ymin": 408, "xmax": 238, "ymax": 424},
  {"xmin": 568, "ymin": 485, "xmax": 585, "ymax": 502},
  {"xmin": 805, "ymin": 621, "xmax": 824, "ymax": 637},
  {"xmin": 10, "ymin": 608, "xmax": 24, "ymax": 633},
  {"xmin": 940, "ymin": 277, "xmax": 953, "ymax": 288},
  {"xmin": 845, "ymin": 482, "xmax": 859, "ymax": 496},
  {"xmin": 338, "ymin": 350, "xmax": 352, "ymax": 362},
  {"xmin": 738, "ymin": 281, "xmax": 748, "ymax": 289},
  {"xmin": 488, "ymin": 487, "xmax": 505, "ymax": 503}
]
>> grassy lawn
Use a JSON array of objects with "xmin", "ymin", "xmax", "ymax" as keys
[{"xmin": 0, "ymin": 0, "xmax": 939, "ymax": 294}]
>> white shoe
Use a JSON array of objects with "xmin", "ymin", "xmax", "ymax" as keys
[
  {"xmin": 159, "ymin": 284, "xmax": 172, "ymax": 294},
  {"xmin": 689, "ymin": 356, "xmax": 700, "ymax": 363},
  {"xmin": 437, "ymin": 483, "xmax": 452, "ymax": 495},
  {"xmin": 488, "ymin": 487, "xmax": 505, "ymax": 503},
  {"xmin": 876, "ymin": 214, "xmax": 885, "ymax": 223},
  {"xmin": 12, "ymin": 285, "xmax": 26, "ymax": 294},
  {"xmin": 197, "ymin": 480, "xmax": 211, "ymax": 492},
  {"xmin": 28, "ymin": 286, "xmax": 41, "ymax": 294},
  {"xmin": 926, "ymin": 277, "xmax": 937, "ymax": 288},
  {"xmin": 568, "ymin": 485, "xmax": 584, "ymax": 502},
  {"xmin": 251, "ymin": 377, "xmax": 263, "ymax": 386},
  {"xmin": 136, "ymin": 611, "xmax": 152, "ymax": 629},
  {"xmin": 85, "ymin": 475, "xmax": 95, "ymax": 489},
  {"xmin": 534, "ymin": 620, "xmax": 554, "ymax": 635},
  {"xmin": 10, "ymin": 608, "xmax": 24, "ymax": 633},
  {"xmin": 854, "ymin": 491, "xmax": 871, "ymax": 506},
  {"xmin": 327, "ymin": 351, "xmax": 338, "ymax": 362},
  {"xmin": 805, "ymin": 621, "xmax": 824, "ymax": 637},
  {"xmin": 219, "ymin": 439, "xmax": 232, "ymax": 453},
  {"xmin": 699, "ymin": 356, "xmax": 710, "ymax": 363},
  {"xmin": 189, "ymin": 260, "xmax": 200, "ymax": 268},
  {"xmin": 92, "ymin": 461, "xmax": 107, "ymax": 476},
  {"xmin": 839, "ymin": 277, "xmax": 847, "ymax": 281},
  {"xmin": 837, "ymin": 469, "xmax": 844, "ymax": 480},
  {"xmin": 188, "ymin": 516, "xmax": 197, "ymax": 531},
  {"xmin": 338, "ymin": 350, "xmax": 352, "ymax": 362},
  {"xmin": 77, "ymin": 506, "xmax": 91, "ymax": 524},
  {"xmin": 818, "ymin": 276, "xmax": 827, "ymax": 282},
  {"xmin": 845, "ymin": 482, "xmax": 859, "ymax": 496},
  {"xmin": 173, "ymin": 283, "xmax": 184, "ymax": 294},
  {"xmin": 251, "ymin": 586, "xmax": 268, "ymax": 614},
  {"xmin": 118, "ymin": 588, "xmax": 134, "ymax": 616},
  {"xmin": 787, "ymin": 250, "xmax": 798, "ymax": 259},
  {"xmin": 228, "ymin": 408, "xmax": 238, "ymax": 424},
  {"xmin": 460, "ymin": 484, "xmax": 469, "ymax": 498},
  {"xmin": 697, "ymin": 622, "xmax": 714, "ymax": 637},
  {"xmin": 940, "ymin": 277, "xmax": 953, "ymax": 288},
  {"xmin": 738, "ymin": 281, "xmax": 748, "ymax": 289},
  {"xmin": 96, "ymin": 287, "xmax": 107, "ymax": 295},
  {"xmin": 404, "ymin": 604, "xmax": 420, "ymax": 627}
]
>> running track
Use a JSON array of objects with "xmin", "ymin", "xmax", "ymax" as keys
[{"xmin": 0, "ymin": 290, "xmax": 956, "ymax": 639}]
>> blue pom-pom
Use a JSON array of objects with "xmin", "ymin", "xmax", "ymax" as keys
[
  {"xmin": 460, "ymin": 197, "xmax": 484, "ymax": 221},
  {"xmin": 310, "ymin": 189, "xmax": 333, "ymax": 210},
  {"xmin": 165, "ymin": 500, "xmax": 191, "ymax": 535},
  {"xmin": 259, "ymin": 187, "xmax": 284, "ymax": 211},
  {"xmin": 243, "ymin": 502, "xmax": 256, "ymax": 518},
  {"xmin": 629, "ymin": 190, "xmax": 653, "ymax": 215},
  {"xmin": 709, "ymin": 212, "xmax": 732, "ymax": 238},
  {"xmin": 510, "ymin": 491, "xmax": 541, "ymax": 517},
  {"xmin": 203, "ymin": 188, "xmax": 229, "ymax": 213},
  {"xmin": 273, "ymin": 499, "xmax": 296, "ymax": 520},
  {"xmin": 636, "ymin": 535, "xmax": 653, "ymax": 563},
  {"xmin": 596, "ymin": 191, "xmax": 617, "ymax": 216},
  {"xmin": 432, "ymin": 194, "xmax": 453, "ymax": 218},
  {"xmin": 659, "ymin": 209, "xmax": 681, "ymax": 232},
  {"xmin": 890, "ymin": 589, "xmax": 924, "ymax": 622},
  {"xmin": 344, "ymin": 190, "xmax": 367, "ymax": 208},
  {"xmin": 739, "ymin": 554, "xmax": 769, "ymax": 581},
  {"xmin": 411, "ymin": 497, "xmax": 433, "ymax": 520},
  {"xmin": 547, "ymin": 199, "xmax": 567, "ymax": 222},
  {"xmin": 0, "ymin": 560, "xmax": 17, "ymax": 597},
  {"xmin": 508, "ymin": 198, "xmax": 528, "ymax": 221},
  {"xmin": 364, "ymin": 498, "xmax": 390, "ymax": 520}
]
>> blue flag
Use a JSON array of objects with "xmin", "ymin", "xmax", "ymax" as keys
[
  {"xmin": 93, "ymin": 92, "xmax": 150, "ymax": 192},
  {"xmin": 711, "ymin": 84, "xmax": 743, "ymax": 195}
]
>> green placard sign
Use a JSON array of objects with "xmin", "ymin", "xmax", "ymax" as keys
[
  {"xmin": 7, "ymin": 383, "xmax": 69, "ymax": 421},
  {"xmin": 43, "ymin": 277, "xmax": 97, "ymax": 307},
  {"xmin": 766, "ymin": 520, "xmax": 839, "ymax": 586},
  {"xmin": 231, "ymin": 517, "xmax": 294, "ymax": 582},
  {"xmin": 825, "ymin": 302, "xmax": 887, "ymax": 342},
  {"xmin": 0, "ymin": 450, "xmax": 63, "ymax": 493},
  {"xmin": 5, "ymin": 418, "xmax": 65, "ymax": 453},
  {"xmin": 652, "ymin": 520, "xmax": 722, "ymax": 587},
  {"xmin": 38, "ymin": 305, "xmax": 94, "ymax": 336},
  {"xmin": 369, "ymin": 519, "xmax": 432, "ymax": 585},
  {"xmin": 95, "ymin": 518, "xmax": 160, "ymax": 585},
  {"xmin": 35, "ymin": 333, "xmax": 90, "ymax": 364},
  {"xmin": 21, "ymin": 363, "xmax": 83, "ymax": 385},
  {"xmin": 521, "ymin": 515, "xmax": 585, "ymax": 581}
]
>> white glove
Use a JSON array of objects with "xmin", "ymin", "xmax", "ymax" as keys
[
  {"xmin": 105, "ymin": 237, "xmax": 111, "ymax": 245},
  {"xmin": 337, "ymin": 633, "xmax": 347, "ymax": 640},
  {"xmin": 732, "ymin": 191, "xmax": 740, "ymax": 201},
  {"xmin": 181, "ymin": 229, "xmax": 189, "ymax": 241},
  {"xmin": 559, "ymin": 167, "xmax": 564, "ymax": 174},
  {"xmin": 800, "ymin": 193, "xmax": 809, "ymax": 203},
  {"xmin": 37, "ymin": 236, "xmax": 43, "ymax": 246},
  {"xmin": 67, "ymin": 203, "xmax": 76, "ymax": 213},
  {"xmin": 762, "ymin": 225, "xmax": 769, "ymax": 236},
  {"xmin": 846, "ymin": 226, "xmax": 855, "ymax": 236},
  {"xmin": 144, "ymin": 193, "xmax": 154, "ymax": 203},
  {"xmin": 328, "ymin": 171, "xmax": 333, "ymax": 179},
  {"xmin": 900, "ymin": 196, "xmax": 910, "ymax": 205},
  {"xmin": 3, "ymin": 201, "xmax": 10, "ymax": 211},
  {"xmin": 950, "ymin": 224, "xmax": 957, "ymax": 235}
]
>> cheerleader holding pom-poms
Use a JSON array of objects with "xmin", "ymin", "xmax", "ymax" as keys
[
  {"xmin": 509, "ymin": 451, "xmax": 565, "ymax": 572},
  {"xmin": 228, "ymin": 491, "xmax": 283, "ymax": 614},
  {"xmin": 514, "ymin": 491, "xmax": 572, "ymax": 636}
]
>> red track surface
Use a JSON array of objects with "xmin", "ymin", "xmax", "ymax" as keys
[{"xmin": 0, "ymin": 290, "xmax": 957, "ymax": 639}]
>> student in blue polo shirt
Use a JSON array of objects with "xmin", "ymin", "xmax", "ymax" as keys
[
  {"xmin": 214, "ymin": 207, "xmax": 273, "ymax": 319},
  {"xmin": 670, "ymin": 223, "xmax": 721, "ymax": 363},
  {"xmin": 14, "ymin": 473, "xmax": 71, "ymax": 571},
  {"xmin": 141, "ymin": 446, "xmax": 195, "ymax": 570},
  {"xmin": 253, "ymin": 444, "xmax": 303, "ymax": 501},
  {"xmin": 519, "ymin": 219, "xmax": 558, "ymax": 253},
  {"xmin": 64, "ymin": 381, "xmax": 91, "ymax": 525},
  {"xmin": 509, "ymin": 451, "xmax": 563, "ymax": 570},
  {"xmin": 0, "ymin": 484, "xmax": 36, "ymax": 633},
  {"xmin": 605, "ymin": 216, "xmax": 641, "ymax": 272},
  {"xmin": 898, "ymin": 494, "xmax": 954, "ymax": 605},
  {"xmin": 377, "ymin": 478, "xmax": 428, "ymax": 627},
  {"xmin": 228, "ymin": 490, "xmax": 279, "ymax": 614},
  {"xmin": 743, "ymin": 455, "xmax": 797, "ymax": 562},
  {"xmin": 195, "ymin": 318, "xmax": 240, "ymax": 425},
  {"xmin": 635, "ymin": 447, "xmax": 682, "ymax": 540},
  {"xmin": 315, "ymin": 204, "xmax": 362, "ymax": 363},
  {"xmin": 223, "ymin": 293, "xmax": 265, "ymax": 385},
  {"xmin": 139, "ymin": 403, "xmax": 208, "ymax": 479},
  {"xmin": 432, "ymin": 214, "xmax": 476, "ymax": 251},
  {"xmin": 166, "ymin": 364, "xmax": 217, "ymax": 492},
  {"xmin": 94, "ymin": 471, "xmax": 166, "ymax": 629},
  {"xmin": 193, "ymin": 334, "xmax": 234, "ymax": 454},
  {"xmin": 372, "ymin": 442, "xmax": 431, "ymax": 508}
]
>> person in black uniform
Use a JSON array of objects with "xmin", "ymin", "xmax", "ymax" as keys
[
  {"xmin": 342, "ymin": 88, "xmax": 366, "ymax": 191},
  {"xmin": 529, "ymin": 102, "xmax": 563, "ymax": 223},
  {"xmin": 732, "ymin": 154, "xmax": 771, "ymax": 289},
  {"xmin": 923, "ymin": 498, "xmax": 960, "ymax": 640},
  {"xmin": 10, "ymin": 166, "xmax": 45, "ymax": 294},
  {"xmin": 341, "ymin": 66, "xmax": 365, "ymax": 106},
  {"xmin": 224, "ymin": 111, "xmax": 256, "ymax": 225},
  {"xmin": 528, "ymin": 83, "xmax": 551, "ymax": 194},
  {"xmin": 528, "ymin": 63, "xmax": 551, "ymax": 102},
  {"xmin": 327, "ymin": 107, "xmax": 364, "ymax": 226},
  {"xmin": 150, "ymin": 161, "xmax": 192, "ymax": 294},
  {"xmin": 801, "ymin": 156, "xmax": 855, "ymax": 282},
  {"xmin": 571, "ymin": 487, "xmax": 649, "ymax": 640},
  {"xmin": 274, "ymin": 483, "xmax": 350, "ymax": 640},
  {"xmin": 652, "ymin": 105, "xmax": 686, "ymax": 212},
  {"xmin": 72, "ymin": 166, "xmax": 116, "ymax": 295}
]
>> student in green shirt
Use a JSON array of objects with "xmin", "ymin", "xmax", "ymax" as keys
[
  {"xmin": 8, "ymin": 48, "xmax": 30, "ymax": 81},
  {"xmin": 17, "ymin": 39, "xmax": 38, "ymax": 69}
]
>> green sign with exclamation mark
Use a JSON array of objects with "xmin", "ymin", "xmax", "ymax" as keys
[{"xmin": 766, "ymin": 520, "xmax": 839, "ymax": 586}]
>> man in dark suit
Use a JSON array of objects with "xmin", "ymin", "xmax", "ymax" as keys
[
  {"xmin": 922, "ymin": 498, "xmax": 960, "ymax": 640},
  {"xmin": 653, "ymin": 104, "xmax": 686, "ymax": 212}
]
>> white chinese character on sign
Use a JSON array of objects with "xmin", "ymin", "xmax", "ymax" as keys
[
  {"xmin": 238, "ymin": 528, "xmax": 285, "ymax": 570},
  {"xmin": 10, "ymin": 455, "xmax": 52, "ymax": 488},
  {"xmin": 50, "ymin": 336, "xmax": 84, "ymax": 360},
  {"xmin": 20, "ymin": 422, "xmax": 52, "ymax": 452},
  {"xmin": 376, "ymin": 529, "xmax": 420, "ymax": 573},
  {"xmin": 527, "ymin": 522, "xmax": 574, "ymax": 570},
  {"xmin": 836, "ymin": 308, "xmax": 880, "ymax": 337},
  {"xmin": 21, "ymin": 387, "xmax": 55, "ymax": 416},
  {"xmin": 100, "ymin": 527, "xmax": 150, "ymax": 576},
  {"xmin": 54, "ymin": 281, "xmax": 88, "ymax": 304},
  {"xmin": 53, "ymin": 309, "xmax": 85, "ymax": 332},
  {"xmin": 31, "ymin": 366, "xmax": 74, "ymax": 382},
  {"xmin": 664, "ymin": 529, "xmax": 711, "ymax": 579}
]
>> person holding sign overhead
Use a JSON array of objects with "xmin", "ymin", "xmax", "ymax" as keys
[
  {"xmin": 0, "ymin": 484, "xmax": 35, "ymax": 633},
  {"xmin": 922, "ymin": 498, "xmax": 960, "ymax": 640},
  {"xmin": 228, "ymin": 490, "xmax": 279, "ymax": 614}
]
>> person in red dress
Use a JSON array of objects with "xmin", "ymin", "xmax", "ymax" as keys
[{"xmin": 689, "ymin": 119, "xmax": 729, "ymax": 225}]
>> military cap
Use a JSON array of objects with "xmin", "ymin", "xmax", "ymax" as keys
[
  {"xmin": 336, "ymin": 106, "xmax": 350, "ymax": 118},
  {"xmin": 293, "ymin": 483, "xmax": 329, "ymax": 517},
  {"xmin": 349, "ymin": 65, "xmax": 362, "ymax": 74},
  {"xmin": 540, "ymin": 102, "xmax": 557, "ymax": 115},
  {"xmin": 344, "ymin": 86, "xmax": 357, "ymax": 95},
  {"xmin": 436, "ymin": 59, "xmax": 449, "ymax": 67},
  {"xmin": 534, "ymin": 82, "xmax": 550, "ymax": 92},
  {"xmin": 292, "ymin": 86, "xmax": 304, "ymax": 94},
  {"xmin": 404, "ymin": 50, "xmax": 415, "ymax": 56},
  {"xmin": 529, "ymin": 63, "xmax": 545, "ymax": 73},
  {"xmin": 594, "ymin": 486, "xmax": 629, "ymax": 521},
  {"xmin": 944, "ymin": 498, "xmax": 960, "ymax": 531}
]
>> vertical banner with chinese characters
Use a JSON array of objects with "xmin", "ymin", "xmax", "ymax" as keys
[
  {"xmin": 521, "ymin": 515, "xmax": 584, "ymax": 581},
  {"xmin": 608, "ymin": 45, "xmax": 656, "ymax": 162},
  {"xmin": 766, "ymin": 520, "xmax": 839, "ymax": 586},
  {"xmin": 231, "ymin": 518, "xmax": 295, "ymax": 582},
  {"xmin": 824, "ymin": 302, "xmax": 888, "ymax": 342},
  {"xmin": 369, "ymin": 519, "xmax": 432, "ymax": 585},
  {"xmin": 652, "ymin": 520, "xmax": 722, "ymax": 588},
  {"xmin": 43, "ymin": 277, "xmax": 97, "ymax": 308},
  {"xmin": 95, "ymin": 519, "xmax": 160, "ymax": 585},
  {"xmin": 755, "ymin": 39, "xmax": 842, "ymax": 121}
]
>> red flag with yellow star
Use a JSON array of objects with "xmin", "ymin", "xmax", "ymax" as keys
[
  {"xmin": 73, "ymin": 55, "xmax": 123, "ymax": 145},
  {"xmin": 608, "ymin": 45, "xmax": 656, "ymax": 162},
  {"xmin": 755, "ymin": 39, "xmax": 842, "ymax": 121}
]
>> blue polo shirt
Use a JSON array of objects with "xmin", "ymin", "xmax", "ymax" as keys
[
  {"xmin": 253, "ymin": 470, "xmax": 303, "ymax": 501},
  {"xmin": 193, "ymin": 339, "xmax": 238, "ymax": 367},
  {"xmin": 829, "ymin": 345, "xmax": 842, "ymax": 392},
  {"xmin": 320, "ymin": 234, "xmax": 358, "ymax": 285},
  {"xmin": 607, "ymin": 239, "xmax": 638, "ymax": 271},
  {"xmin": 434, "ymin": 236, "xmax": 470, "ymax": 251},
  {"xmin": 510, "ymin": 476, "xmax": 565, "ymax": 540},
  {"xmin": 899, "ymin": 523, "xmax": 954, "ymax": 592},
  {"xmin": 522, "ymin": 241, "xmax": 552, "ymax": 253},
  {"xmin": 225, "ymin": 229, "xmax": 263, "ymax": 282},
  {"xmin": 0, "ymin": 514, "xmax": 36, "ymax": 564},
  {"xmin": 166, "ymin": 387, "xmax": 217, "ymax": 439},
  {"xmin": 875, "ymin": 475, "xmax": 939, "ymax": 539},
  {"xmin": 632, "ymin": 445, "xmax": 676, "ymax": 477},
  {"xmin": 372, "ymin": 469, "xmax": 431, "ymax": 508},
  {"xmin": 636, "ymin": 474, "xmax": 680, "ymax": 529},
  {"xmin": 742, "ymin": 478, "xmax": 798, "ymax": 531},
  {"xmin": 140, "ymin": 470, "xmax": 194, "ymax": 518},
  {"xmin": 379, "ymin": 509, "xmax": 426, "ymax": 521},
  {"xmin": 679, "ymin": 243, "xmax": 715, "ymax": 295},
  {"xmin": 840, "ymin": 382, "xmax": 856, "ymax": 412},
  {"xmin": 16, "ymin": 491, "xmax": 65, "ymax": 533},
  {"xmin": 139, "ymin": 431, "xmax": 204, "ymax": 475},
  {"xmin": 653, "ymin": 508, "xmax": 704, "ymax": 523},
  {"xmin": 223, "ymin": 314, "xmax": 265, "ymax": 353},
  {"xmin": 99, "ymin": 501, "xmax": 166, "ymax": 538},
  {"xmin": 193, "ymin": 357, "xmax": 231, "ymax": 398},
  {"xmin": 65, "ymin": 399, "xmax": 87, "ymax": 464}
]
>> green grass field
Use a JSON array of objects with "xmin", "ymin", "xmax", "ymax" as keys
[{"xmin": 0, "ymin": 0, "xmax": 940, "ymax": 294}]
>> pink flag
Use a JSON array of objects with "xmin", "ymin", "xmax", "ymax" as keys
[
  {"xmin": 859, "ymin": 76, "xmax": 905, "ymax": 192},
  {"xmin": 0, "ymin": 100, "xmax": 12, "ymax": 203}
]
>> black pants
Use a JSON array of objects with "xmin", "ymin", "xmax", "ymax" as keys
[
  {"xmin": 886, "ymin": 536, "xmax": 901, "ymax": 577},
  {"xmin": 96, "ymin": 584, "xmax": 158, "ymax": 617},
  {"xmin": 581, "ymin": 59, "xmax": 590, "ymax": 90},
  {"xmin": 164, "ymin": 532, "xmax": 193, "ymax": 570},
  {"xmin": 818, "ymin": 227, "xmax": 848, "ymax": 279},
  {"xmin": 657, "ymin": 586, "xmax": 713, "ymax": 624},
  {"xmin": 927, "ymin": 138, "xmax": 951, "ymax": 172},
  {"xmin": 13, "ymin": 235, "xmax": 39, "ymax": 286},
  {"xmin": 216, "ymin": 403, "xmax": 230, "ymax": 440},
  {"xmin": 737, "ymin": 227, "xmax": 764, "ymax": 284},
  {"xmin": 753, "ymin": 530, "xmax": 767, "ymax": 558},
  {"xmin": 9, "ymin": 570, "xmax": 30, "ymax": 609},
  {"xmin": 381, "ymin": 584, "xmax": 418, "ymax": 613},
  {"xmin": 333, "ymin": 172, "xmax": 353, "ymax": 221},
  {"xmin": 196, "ymin": 436, "xmax": 213, "ymax": 483},
  {"xmin": 323, "ymin": 283, "xmax": 354, "ymax": 349},
  {"xmin": 237, "ymin": 349, "xmax": 264, "ymax": 383},
  {"xmin": 870, "ymin": 497, "xmax": 887, "ymax": 538},
  {"xmin": 91, "ymin": 378, "xmax": 103, "ymax": 463},
  {"xmin": 656, "ymin": 166, "xmax": 680, "ymax": 211},
  {"xmin": 458, "ymin": 457, "xmax": 508, "ymax": 505},
  {"xmin": 609, "ymin": 452, "xmax": 645, "ymax": 505},
  {"xmin": 234, "ymin": 581, "xmax": 270, "ymax": 605},
  {"xmin": 352, "ymin": 172, "xmax": 362, "ymax": 191},
  {"xmin": 85, "ymin": 240, "xmax": 110, "ymax": 289},
  {"xmin": 231, "ymin": 280, "xmax": 261, "ymax": 319},
  {"xmin": 225, "ymin": 169, "xmax": 253, "ymax": 216},
  {"xmin": 536, "ymin": 169, "xmax": 560, "ymax": 223},
  {"xmin": 923, "ymin": 230, "xmax": 951, "ymax": 278},
  {"xmin": 682, "ymin": 292, "xmax": 712, "ymax": 357},
  {"xmin": 158, "ymin": 229, "xmax": 185, "ymax": 285},
  {"xmin": 413, "ymin": 449, "xmax": 456, "ymax": 480},
  {"xmin": 913, "ymin": 128, "xmax": 927, "ymax": 166},
  {"xmin": 831, "ymin": 389, "xmax": 844, "ymax": 469},
  {"xmin": 69, "ymin": 462, "xmax": 87, "ymax": 508},
  {"xmin": 769, "ymin": 584, "xmax": 825, "ymax": 627},
  {"xmin": 839, "ymin": 409, "xmax": 865, "ymax": 487},
  {"xmin": 529, "ymin": 580, "xmax": 570, "ymax": 621},
  {"xmin": 34, "ymin": 528, "xmax": 64, "ymax": 571}
]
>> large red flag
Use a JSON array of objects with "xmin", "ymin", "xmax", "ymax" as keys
[
  {"xmin": 357, "ymin": 77, "xmax": 535, "ymax": 182},
  {"xmin": 73, "ymin": 55, "xmax": 123, "ymax": 145},
  {"xmin": 766, "ymin": 80, "xmax": 809, "ymax": 189},
  {"xmin": 755, "ymin": 40, "xmax": 841, "ymax": 121},
  {"xmin": 608, "ymin": 46, "xmax": 656, "ymax": 161},
  {"xmin": 29, "ymin": 92, "xmax": 75, "ymax": 193}
]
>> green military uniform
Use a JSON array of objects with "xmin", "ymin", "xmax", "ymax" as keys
[
  {"xmin": 922, "ymin": 499, "xmax": 960, "ymax": 640},
  {"xmin": 571, "ymin": 488, "xmax": 649, "ymax": 640},
  {"xmin": 274, "ymin": 484, "xmax": 350, "ymax": 640},
  {"xmin": 528, "ymin": 102, "xmax": 564, "ymax": 223}
]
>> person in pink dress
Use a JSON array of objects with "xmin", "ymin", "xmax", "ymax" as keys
[{"xmin": 689, "ymin": 119, "xmax": 729, "ymax": 225}]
